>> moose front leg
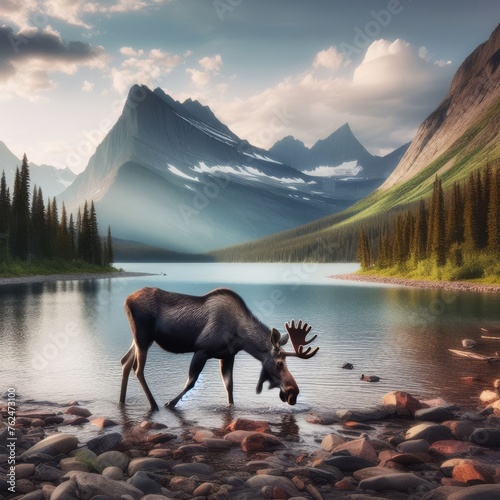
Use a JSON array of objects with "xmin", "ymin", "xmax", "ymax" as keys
[
  {"xmin": 220, "ymin": 356, "xmax": 235, "ymax": 405},
  {"xmin": 165, "ymin": 351, "xmax": 208, "ymax": 408}
]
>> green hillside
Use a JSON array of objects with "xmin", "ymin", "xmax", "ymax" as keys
[{"xmin": 212, "ymin": 97, "xmax": 500, "ymax": 263}]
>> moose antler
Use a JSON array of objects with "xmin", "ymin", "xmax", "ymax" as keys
[{"xmin": 283, "ymin": 320, "xmax": 319, "ymax": 359}]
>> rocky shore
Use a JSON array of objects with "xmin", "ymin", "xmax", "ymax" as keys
[
  {"xmin": 330, "ymin": 274, "xmax": 500, "ymax": 294},
  {"xmin": 2, "ymin": 383, "xmax": 500, "ymax": 500},
  {"xmin": 0, "ymin": 271, "xmax": 153, "ymax": 287}
]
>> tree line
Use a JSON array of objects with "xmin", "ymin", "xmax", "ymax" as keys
[
  {"xmin": 0, "ymin": 154, "xmax": 113, "ymax": 266},
  {"xmin": 358, "ymin": 159, "xmax": 500, "ymax": 277}
]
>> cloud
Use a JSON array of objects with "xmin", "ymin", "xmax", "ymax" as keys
[
  {"xmin": 199, "ymin": 54, "xmax": 222, "ymax": 73},
  {"xmin": 208, "ymin": 39, "xmax": 453, "ymax": 154},
  {"xmin": 0, "ymin": 25, "xmax": 106, "ymax": 100},
  {"xmin": 0, "ymin": 0, "xmax": 171, "ymax": 29},
  {"xmin": 82, "ymin": 79, "xmax": 94, "ymax": 92},
  {"xmin": 186, "ymin": 54, "xmax": 223, "ymax": 87},
  {"xmin": 111, "ymin": 47, "xmax": 183, "ymax": 94},
  {"xmin": 313, "ymin": 46, "xmax": 345, "ymax": 72}
]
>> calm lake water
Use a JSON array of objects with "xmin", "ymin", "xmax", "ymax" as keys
[{"xmin": 1, "ymin": 263, "xmax": 500, "ymax": 444}]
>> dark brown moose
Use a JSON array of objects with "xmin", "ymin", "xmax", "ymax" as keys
[{"xmin": 120, "ymin": 287, "xmax": 319, "ymax": 411}]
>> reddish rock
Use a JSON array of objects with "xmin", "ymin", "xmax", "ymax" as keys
[
  {"xmin": 343, "ymin": 421, "xmax": 375, "ymax": 430},
  {"xmin": 273, "ymin": 486, "xmax": 288, "ymax": 499},
  {"xmin": 30, "ymin": 418, "xmax": 46, "ymax": 427},
  {"xmin": 335, "ymin": 478, "xmax": 356, "ymax": 490},
  {"xmin": 321, "ymin": 433, "xmax": 345, "ymax": 452},
  {"xmin": 331, "ymin": 437, "xmax": 378, "ymax": 464},
  {"xmin": 226, "ymin": 418, "xmax": 271, "ymax": 433},
  {"xmin": 146, "ymin": 432, "xmax": 176, "ymax": 444},
  {"xmin": 139, "ymin": 420, "xmax": 168, "ymax": 430},
  {"xmin": 452, "ymin": 463, "xmax": 495, "ymax": 485},
  {"xmin": 378, "ymin": 450, "xmax": 428, "ymax": 466},
  {"xmin": 291, "ymin": 476, "xmax": 305, "ymax": 490},
  {"xmin": 383, "ymin": 390, "xmax": 422, "ymax": 416},
  {"xmin": 193, "ymin": 429, "xmax": 215, "ymax": 442},
  {"xmin": 64, "ymin": 406, "xmax": 92, "ymax": 417},
  {"xmin": 443, "ymin": 420, "xmax": 475, "ymax": 441},
  {"xmin": 193, "ymin": 482, "xmax": 213, "ymax": 497},
  {"xmin": 241, "ymin": 433, "xmax": 285, "ymax": 452},
  {"xmin": 460, "ymin": 376, "xmax": 478, "ymax": 384},
  {"xmin": 90, "ymin": 417, "xmax": 118, "ymax": 429},
  {"xmin": 430, "ymin": 440, "xmax": 475, "ymax": 458},
  {"xmin": 224, "ymin": 430, "xmax": 258, "ymax": 444}
]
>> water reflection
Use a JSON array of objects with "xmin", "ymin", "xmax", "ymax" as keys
[{"xmin": 1, "ymin": 264, "xmax": 500, "ymax": 441}]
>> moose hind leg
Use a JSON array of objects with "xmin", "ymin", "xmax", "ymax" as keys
[
  {"xmin": 120, "ymin": 345, "xmax": 135, "ymax": 404},
  {"xmin": 220, "ymin": 356, "xmax": 235, "ymax": 405},
  {"xmin": 166, "ymin": 351, "xmax": 208, "ymax": 408},
  {"xmin": 135, "ymin": 348, "xmax": 160, "ymax": 412}
]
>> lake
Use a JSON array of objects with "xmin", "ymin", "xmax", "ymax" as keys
[{"xmin": 1, "ymin": 263, "xmax": 500, "ymax": 444}]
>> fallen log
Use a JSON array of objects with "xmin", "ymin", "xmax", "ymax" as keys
[{"xmin": 448, "ymin": 349, "xmax": 500, "ymax": 362}]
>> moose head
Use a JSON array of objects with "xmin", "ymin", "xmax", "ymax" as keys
[{"xmin": 256, "ymin": 320, "xmax": 319, "ymax": 405}]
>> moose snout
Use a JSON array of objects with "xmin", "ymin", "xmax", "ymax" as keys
[{"xmin": 281, "ymin": 386, "xmax": 299, "ymax": 405}]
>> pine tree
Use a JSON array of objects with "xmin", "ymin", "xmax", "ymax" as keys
[
  {"xmin": 30, "ymin": 185, "xmax": 46, "ymax": 259},
  {"xmin": 488, "ymin": 162, "xmax": 500, "ymax": 252},
  {"xmin": 78, "ymin": 201, "xmax": 91, "ymax": 262},
  {"xmin": 105, "ymin": 225, "xmax": 114, "ymax": 266},
  {"xmin": 412, "ymin": 199, "xmax": 428, "ymax": 262},
  {"xmin": 10, "ymin": 155, "xmax": 31, "ymax": 259},
  {"xmin": 446, "ymin": 182, "xmax": 464, "ymax": 248},
  {"xmin": 68, "ymin": 213, "xmax": 76, "ymax": 258},
  {"xmin": 464, "ymin": 171, "xmax": 482, "ymax": 249},
  {"xmin": 59, "ymin": 203, "xmax": 72, "ymax": 259},
  {"xmin": 357, "ymin": 228, "xmax": 372, "ymax": 270},
  {"xmin": 429, "ymin": 176, "xmax": 446, "ymax": 266},
  {"xmin": 89, "ymin": 201, "xmax": 101, "ymax": 265},
  {"xmin": 0, "ymin": 171, "xmax": 11, "ymax": 258}
]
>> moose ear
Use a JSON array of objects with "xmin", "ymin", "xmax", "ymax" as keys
[
  {"xmin": 278, "ymin": 332, "xmax": 289, "ymax": 346},
  {"xmin": 271, "ymin": 328, "xmax": 281, "ymax": 348}
]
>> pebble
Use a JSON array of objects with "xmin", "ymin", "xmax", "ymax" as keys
[
  {"xmin": 64, "ymin": 406, "xmax": 92, "ymax": 417},
  {"xmin": 359, "ymin": 472, "xmax": 437, "ymax": 492},
  {"xmin": 8, "ymin": 385, "xmax": 500, "ymax": 500}
]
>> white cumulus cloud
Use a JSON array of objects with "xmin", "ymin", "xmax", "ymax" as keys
[
  {"xmin": 313, "ymin": 46, "xmax": 345, "ymax": 72},
  {"xmin": 207, "ymin": 39, "xmax": 454, "ymax": 154}
]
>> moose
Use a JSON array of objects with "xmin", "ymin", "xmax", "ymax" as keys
[{"xmin": 120, "ymin": 287, "xmax": 319, "ymax": 411}]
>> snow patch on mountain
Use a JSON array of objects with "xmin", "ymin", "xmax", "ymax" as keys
[{"xmin": 303, "ymin": 161, "xmax": 362, "ymax": 177}]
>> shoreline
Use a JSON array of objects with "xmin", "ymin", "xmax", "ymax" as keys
[
  {"xmin": 330, "ymin": 273, "xmax": 500, "ymax": 293},
  {"xmin": 2, "ymin": 388, "xmax": 500, "ymax": 499},
  {"xmin": 0, "ymin": 271, "xmax": 155, "ymax": 287}
]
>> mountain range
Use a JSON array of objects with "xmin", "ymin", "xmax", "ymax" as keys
[
  {"xmin": 213, "ymin": 23, "xmax": 500, "ymax": 261},
  {"xmin": 58, "ymin": 86, "xmax": 405, "ymax": 253},
  {"xmin": 0, "ymin": 142, "xmax": 75, "ymax": 199}
]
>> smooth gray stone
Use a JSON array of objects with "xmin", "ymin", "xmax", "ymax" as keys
[
  {"xmin": 415, "ymin": 407, "xmax": 455, "ymax": 422},
  {"xmin": 96, "ymin": 450, "xmax": 129, "ymax": 472},
  {"xmin": 50, "ymin": 480, "xmax": 78, "ymax": 500},
  {"xmin": 397, "ymin": 439, "xmax": 430, "ymax": 454},
  {"xmin": 20, "ymin": 434, "xmax": 79, "ymax": 460},
  {"xmin": 172, "ymin": 462, "xmax": 215, "ymax": 477},
  {"xmin": 359, "ymin": 473, "xmax": 437, "ymax": 493},
  {"xmin": 128, "ymin": 471, "xmax": 163, "ymax": 495},
  {"xmin": 67, "ymin": 471, "xmax": 144, "ymax": 500},
  {"xmin": 128, "ymin": 458, "xmax": 171, "ymax": 476},
  {"xmin": 448, "ymin": 484, "xmax": 500, "ymax": 499},
  {"xmin": 324, "ymin": 455, "xmax": 376, "ymax": 472},
  {"xmin": 469, "ymin": 428, "xmax": 500, "ymax": 447},
  {"xmin": 405, "ymin": 423, "xmax": 453, "ymax": 443},
  {"xmin": 34, "ymin": 464, "xmax": 65, "ymax": 482},
  {"xmin": 246, "ymin": 475, "xmax": 301, "ymax": 497},
  {"xmin": 86, "ymin": 432, "xmax": 122, "ymax": 455}
]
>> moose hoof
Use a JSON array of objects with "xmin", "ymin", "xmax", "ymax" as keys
[
  {"xmin": 150, "ymin": 404, "xmax": 159, "ymax": 412},
  {"xmin": 164, "ymin": 401, "xmax": 177, "ymax": 409}
]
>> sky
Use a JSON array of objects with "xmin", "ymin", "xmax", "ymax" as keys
[{"xmin": 0, "ymin": 0, "xmax": 498, "ymax": 173}]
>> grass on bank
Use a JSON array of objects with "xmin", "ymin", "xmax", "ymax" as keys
[
  {"xmin": 359, "ymin": 251, "xmax": 500, "ymax": 285},
  {"xmin": 0, "ymin": 259, "xmax": 119, "ymax": 278}
]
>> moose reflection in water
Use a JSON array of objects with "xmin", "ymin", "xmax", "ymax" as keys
[{"xmin": 119, "ymin": 287, "xmax": 319, "ymax": 411}]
